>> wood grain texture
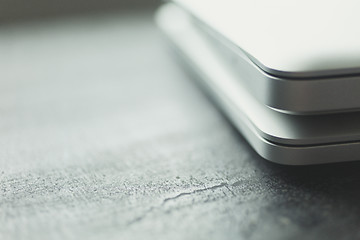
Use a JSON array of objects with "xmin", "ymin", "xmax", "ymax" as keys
[{"xmin": 1, "ymin": 10, "xmax": 360, "ymax": 240}]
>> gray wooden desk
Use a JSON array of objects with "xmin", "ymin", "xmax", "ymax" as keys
[{"xmin": 1, "ymin": 10, "xmax": 360, "ymax": 240}]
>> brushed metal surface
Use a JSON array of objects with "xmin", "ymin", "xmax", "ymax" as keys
[
  {"xmin": 172, "ymin": 0, "xmax": 360, "ymax": 114},
  {"xmin": 173, "ymin": 0, "xmax": 360, "ymax": 78}
]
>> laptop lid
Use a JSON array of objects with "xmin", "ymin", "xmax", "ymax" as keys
[{"xmin": 173, "ymin": 0, "xmax": 360, "ymax": 78}]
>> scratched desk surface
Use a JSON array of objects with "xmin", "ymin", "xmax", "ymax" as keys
[{"xmin": 1, "ymin": 10, "xmax": 360, "ymax": 240}]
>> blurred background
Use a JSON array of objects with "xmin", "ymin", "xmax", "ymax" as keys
[{"xmin": 0, "ymin": 0, "xmax": 160, "ymax": 22}]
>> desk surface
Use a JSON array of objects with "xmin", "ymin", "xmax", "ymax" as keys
[{"xmin": 1, "ymin": 10, "xmax": 360, "ymax": 240}]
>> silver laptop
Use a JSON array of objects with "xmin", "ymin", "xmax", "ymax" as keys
[
  {"xmin": 169, "ymin": 0, "xmax": 360, "ymax": 115},
  {"xmin": 156, "ymin": 3, "xmax": 360, "ymax": 165}
]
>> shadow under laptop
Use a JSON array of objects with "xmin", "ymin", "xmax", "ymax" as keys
[{"xmin": 223, "ymin": 119, "xmax": 360, "ymax": 238}]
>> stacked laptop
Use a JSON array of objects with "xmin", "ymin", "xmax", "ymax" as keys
[{"xmin": 156, "ymin": 0, "xmax": 360, "ymax": 165}]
